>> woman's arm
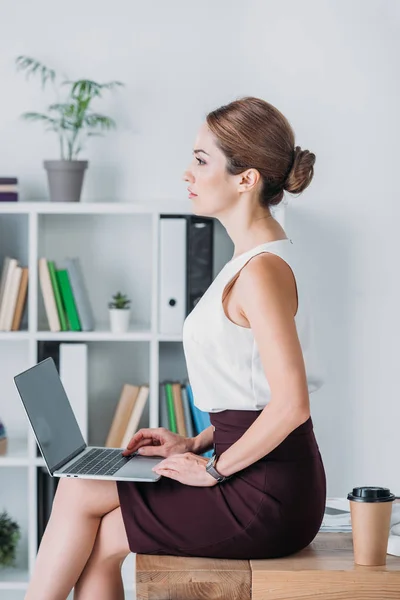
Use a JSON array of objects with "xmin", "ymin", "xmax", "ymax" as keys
[
  {"xmin": 216, "ymin": 253, "xmax": 311, "ymax": 477},
  {"xmin": 214, "ymin": 401, "xmax": 309, "ymax": 477},
  {"xmin": 188, "ymin": 425, "xmax": 214, "ymax": 454}
]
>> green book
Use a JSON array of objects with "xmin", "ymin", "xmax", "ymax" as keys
[
  {"xmin": 55, "ymin": 269, "xmax": 81, "ymax": 331},
  {"xmin": 165, "ymin": 383, "xmax": 177, "ymax": 433},
  {"xmin": 47, "ymin": 261, "xmax": 68, "ymax": 331}
]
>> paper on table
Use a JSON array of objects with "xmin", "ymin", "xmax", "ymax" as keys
[
  {"xmin": 319, "ymin": 498, "xmax": 352, "ymax": 532},
  {"xmin": 319, "ymin": 497, "xmax": 400, "ymax": 556}
]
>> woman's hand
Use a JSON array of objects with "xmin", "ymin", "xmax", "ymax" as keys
[
  {"xmin": 121, "ymin": 427, "xmax": 194, "ymax": 458},
  {"xmin": 152, "ymin": 452, "xmax": 218, "ymax": 487}
]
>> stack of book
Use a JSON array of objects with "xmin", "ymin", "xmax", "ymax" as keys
[
  {"xmin": 159, "ymin": 380, "xmax": 213, "ymax": 457},
  {"xmin": 0, "ymin": 257, "xmax": 28, "ymax": 331},
  {"xmin": 105, "ymin": 384, "xmax": 150, "ymax": 449},
  {"xmin": 39, "ymin": 257, "xmax": 94, "ymax": 332},
  {"xmin": 105, "ymin": 380, "xmax": 213, "ymax": 458},
  {"xmin": 0, "ymin": 177, "xmax": 18, "ymax": 202}
]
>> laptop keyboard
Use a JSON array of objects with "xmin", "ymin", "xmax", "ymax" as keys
[{"xmin": 60, "ymin": 448, "xmax": 134, "ymax": 476}]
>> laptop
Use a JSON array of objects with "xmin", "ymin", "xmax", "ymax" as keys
[{"xmin": 14, "ymin": 357, "xmax": 162, "ymax": 482}]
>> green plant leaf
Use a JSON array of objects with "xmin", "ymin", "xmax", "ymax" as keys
[
  {"xmin": 16, "ymin": 56, "xmax": 124, "ymax": 160},
  {"xmin": 20, "ymin": 112, "xmax": 59, "ymax": 128},
  {"xmin": 15, "ymin": 55, "xmax": 56, "ymax": 89},
  {"xmin": 84, "ymin": 113, "xmax": 116, "ymax": 130}
]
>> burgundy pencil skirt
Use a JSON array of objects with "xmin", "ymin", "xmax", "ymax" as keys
[{"xmin": 116, "ymin": 410, "xmax": 326, "ymax": 559}]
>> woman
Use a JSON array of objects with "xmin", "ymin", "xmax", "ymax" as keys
[{"xmin": 25, "ymin": 96, "xmax": 326, "ymax": 599}]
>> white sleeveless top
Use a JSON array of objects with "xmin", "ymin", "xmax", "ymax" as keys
[{"xmin": 182, "ymin": 238, "xmax": 324, "ymax": 413}]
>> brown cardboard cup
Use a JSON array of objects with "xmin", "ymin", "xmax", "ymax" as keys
[{"xmin": 347, "ymin": 487, "xmax": 395, "ymax": 566}]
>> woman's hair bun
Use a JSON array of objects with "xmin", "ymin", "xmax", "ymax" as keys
[{"xmin": 284, "ymin": 145, "xmax": 316, "ymax": 195}]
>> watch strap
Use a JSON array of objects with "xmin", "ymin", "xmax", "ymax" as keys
[{"xmin": 206, "ymin": 453, "xmax": 232, "ymax": 483}]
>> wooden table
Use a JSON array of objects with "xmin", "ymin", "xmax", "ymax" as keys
[{"xmin": 136, "ymin": 532, "xmax": 400, "ymax": 599}]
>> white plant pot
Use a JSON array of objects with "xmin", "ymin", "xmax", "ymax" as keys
[{"xmin": 109, "ymin": 308, "xmax": 131, "ymax": 333}]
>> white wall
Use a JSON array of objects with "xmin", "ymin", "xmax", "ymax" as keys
[{"xmin": 0, "ymin": 0, "xmax": 399, "ymax": 496}]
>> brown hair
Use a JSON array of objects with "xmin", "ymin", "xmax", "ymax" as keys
[{"xmin": 206, "ymin": 96, "xmax": 315, "ymax": 208}]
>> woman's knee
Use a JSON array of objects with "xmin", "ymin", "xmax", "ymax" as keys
[
  {"xmin": 91, "ymin": 507, "xmax": 131, "ymax": 563},
  {"xmin": 52, "ymin": 477, "xmax": 120, "ymax": 518}
]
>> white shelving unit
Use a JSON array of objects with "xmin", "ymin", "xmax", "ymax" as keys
[{"xmin": 0, "ymin": 200, "xmax": 284, "ymax": 598}]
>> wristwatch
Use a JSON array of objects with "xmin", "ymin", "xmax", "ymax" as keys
[{"xmin": 206, "ymin": 452, "xmax": 232, "ymax": 483}]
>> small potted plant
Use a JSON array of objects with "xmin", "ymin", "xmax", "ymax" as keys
[
  {"xmin": 15, "ymin": 55, "xmax": 124, "ymax": 202},
  {"xmin": 108, "ymin": 292, "xmax": 131, "ymax": 333},
  {"xmin": 0, "ymin": 510, "xmax": 21, "ymax": 568}
]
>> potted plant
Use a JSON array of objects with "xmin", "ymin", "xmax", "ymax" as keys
[
  {"xmin": 108, "ymin": 292, "xmax": 131, "ymax": 333},
  {"xmin": 0, "ymin": 510, "xmax": 21, "ymax": 568},
  {"xmin": 15, "ymin": 55, "xmax": 124, "ymax": 202}
]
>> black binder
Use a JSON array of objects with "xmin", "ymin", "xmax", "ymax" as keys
[{"xmin": 185, "ymin": 215, "xmax": 214, "ymax": 314}]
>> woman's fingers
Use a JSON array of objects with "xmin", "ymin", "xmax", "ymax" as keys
[
  {"xmin": 121, "ymin": 438, "xmax": 154, "ymax": 455},
  {"xmin": 126, "ymin": 429, "xmax": 164, "ymax": 449},
  {"xmin": 137, "ymin": 445, "xmax": 166, "ymax": 457}
]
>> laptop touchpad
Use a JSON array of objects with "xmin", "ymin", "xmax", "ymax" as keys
[{"xmin": 117, "ymin": 454, "xmax": 163, "ymax": 480}]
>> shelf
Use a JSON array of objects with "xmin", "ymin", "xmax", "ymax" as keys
[
  {"xmin": 158, "ymin": 333, "xmax": 183, "ymax": 342},
  {"xmin": 0, "ymin": 438, "xmax": 29, "ymax": 466},
  {"xmin": 0, "ymin": 332, "xmax": 30, "ymax": 341},
  {"xmin": 0, "ymin": 200, "xmax": 194, "ymax": 215},
  {"xmin": 0, "ymin": 566, "xmax": 29, "ymax": 589},
  {"xmin": 35, "ymin": 324, "xmax": 152, "ymax": 342},
  {"xmin": 0, "ymin": 330, "xmax": 185, "ymax": 342}
]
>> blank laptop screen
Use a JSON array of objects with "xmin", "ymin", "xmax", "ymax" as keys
[{"xmin": 14, "ymin": 357, "xmax": 85, "ymax": 474}]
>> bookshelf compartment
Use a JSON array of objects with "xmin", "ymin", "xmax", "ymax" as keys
[
  {"xmin": 0, "ymin": 341, "xmax": 30, "ymax": 462},
  {"xmin": 159, "ymin": 341, "xmax": 188, "ymax": 385},
  {"xmin": 34, "ymin": 341, "xmax": 151, "ymax": 456},
  {"xmin": 87, "ymin": 341, "xmax": 151, "ymax": 448},
  {"xmin": 0, "ymin": 214, "xmax": 29, "ymax": 333},
  {"xmin": 0, "ymin": 468, "xmax": 29, "ymax": 582},
  {"xmin": 37, "ymin": 213, "xmax": 153, "ymax": 333}
]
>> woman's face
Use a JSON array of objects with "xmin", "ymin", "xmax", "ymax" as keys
[{"xmin": 182, "ymin": 122, "xmax": 239, "ymax": 218}]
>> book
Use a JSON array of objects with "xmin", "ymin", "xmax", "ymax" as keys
[
  {"xmin": 0, "ymin": 177, "xmax": 18, "ymax": 201},
  {"xmin": 37, "ymin": 466, "xmax": 59, "ymax": 549},
  {"xmin": 61, "ymin": 257, "xmax": 94, "ymax": 331},
  {"xmin": 105, "ymin": 384, "xmax": 140, "ymax": 448},
  {"xmin": 0, "ymin": 177, "xmax": 18, "ymax": 184},
  {"xmin": 120, "ymin": 385, "xmax": 150, "ymax": 448},
  {"xmin": 185, "ymin": 383, "xmax": 213, "ymax": 458},
  {"xmin": 47, "ymin": 261, "xmax": 68, "ymax": 331},
  {"xmin": 55, "ymin": 269, "xmax": 81, "ymax": 331},
  {"xmin": 172, "ymin": 381, "xmax": 187, "ymax": 436},
  {"xmin": 0, "ymin": 185, "xmax": 18, "ymax": 192},
  {"xmin": 3, "ymin": 266, "xmax": 22, "ymax": 331},
  {"xmin": 0, "ymin": 193, "xmax": 18, "ymax": 202},
  {"xmin": 0, "ymin": 257, "xmax": 12, "ymax": 308},
  {"xmin": 38, "ymin": 258, "xmax": 60, "ymax": 332},
  {"xmin": 0, "ymin": 258, "xmax": 18, "ymax": 330},
  {"xmin": 159, "ymin": 383, "xmax": 170, "ymax": 429},
  {"xmin": 164, "ymin": 382, "xmax": 177, "ymax": 433},
  {"xmin": 181, "ymin": 384, "xmax": 195, "ymax": 438},
  {"xmin": 11, "ymin": 267, "xmax": 29, "ymax": 331}
]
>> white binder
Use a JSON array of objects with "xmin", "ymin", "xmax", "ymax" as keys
[{"xmin": 158, "ymin": 217, "xmax": 187, "ymax": 334}]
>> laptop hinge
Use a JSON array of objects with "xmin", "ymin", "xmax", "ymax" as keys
[{"xmin": 51, "ymin": 443, "xmax": 87, "ymax": 475}]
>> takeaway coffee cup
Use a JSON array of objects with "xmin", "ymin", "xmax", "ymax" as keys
[{"xmin": 347, "ymin": 486, "xmax": 396, "ymax": 566}]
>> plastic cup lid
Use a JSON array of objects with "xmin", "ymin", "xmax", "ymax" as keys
[{"xmin": 347, "ymin": 486, "xmax": 396, "ymax": 502}]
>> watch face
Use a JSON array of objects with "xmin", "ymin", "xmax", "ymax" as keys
[{"xmin": 206, "ymin": 456, "xmax": 215, "ymax": 469}]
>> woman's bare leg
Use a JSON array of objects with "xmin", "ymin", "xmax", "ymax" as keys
[
  {"xmin": 74, "ymin": 506, "xmax": 131, "ymax": 600},
  {"xmin": 25, "ymin": 477, "xmax": 121, "ymax": 600}
]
